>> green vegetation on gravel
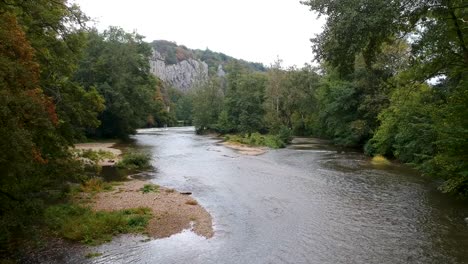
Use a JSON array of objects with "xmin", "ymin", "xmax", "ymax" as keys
[{"xmin": 45, "ymin": 205, "xmax": 151, "ymax": 246}]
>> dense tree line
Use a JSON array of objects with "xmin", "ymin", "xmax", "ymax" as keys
[
  {"xmin": 0, "ymin": 1, "xmax": 171, "ymax": 256},
  {"xmin": 0, "ymin": 1, "xmax": 98, "ymax": 255},
  {"xmin": 301, "ymin": 0, "xmax": 467, "ymax": 195},
  {"xmin": 191, "ymin": 60, "xmax": 316, "ymax": 145},
  {"xmin": 74, "ymin": 27, "xmax": 171, "ymax": 138}
]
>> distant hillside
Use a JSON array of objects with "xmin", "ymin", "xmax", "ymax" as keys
[{"xmin": 150, "ymin": 40, "xmax": 266, "ymax": 75}]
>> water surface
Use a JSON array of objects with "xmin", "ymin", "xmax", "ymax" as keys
[{"xmin": 81, "ymin": 127, "xmax": 468, "ymax": 264}]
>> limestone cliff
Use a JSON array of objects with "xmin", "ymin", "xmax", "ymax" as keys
[
  {"xmin": 149, "ymin": 40, "xmax": 265, "ymax": 92},
  {"xmin": 149, "ymin": 49, "xmax": 208, "ymax": 92}
]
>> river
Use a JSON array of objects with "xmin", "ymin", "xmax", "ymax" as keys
[{"xmin": 80, "ymin": 127, "xmax": 467, "ymax": 264}]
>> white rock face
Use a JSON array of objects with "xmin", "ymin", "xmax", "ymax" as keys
[
  {"xmin": 217, "ymin": 64, "xmax": 226, "ymax": 77},
  {"xmin": 149, "ymin": 49, "xmax": 208, "ymax": 92}
]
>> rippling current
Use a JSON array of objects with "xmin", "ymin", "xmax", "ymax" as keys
[{"xmin": 71, "ymin": 127, "xmax": 468, "ymax": 264}]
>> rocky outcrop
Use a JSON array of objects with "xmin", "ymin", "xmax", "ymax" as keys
[
  {"xmin": 217, "ymin": 64, "xmax": 226, "ymax": 77},
  {"xmin": 149, "ymin": 49, "xmax": 208, "ymax": 92}
]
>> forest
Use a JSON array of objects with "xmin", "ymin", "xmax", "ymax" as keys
[{"xmin": 0, "ymin": 0, "xmax": 467, "ymax": 260}]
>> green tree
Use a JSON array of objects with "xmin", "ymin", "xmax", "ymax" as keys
[
  {"xmin": 283, "ymin": 65, "xmax": 321, "ymax": 135},
  {"xmin": 222, "ymin": 61, "xmax": 247, "ymax": 130},
  {"xmin": 236, "ymin": 73, "xmax": 267, "ymax": 134},
  {"xmin": 220, "ymin": 62, "xmax": 267, "ymax": 134},
  {"xmin": 75, "ymin": 27, "xmax": 157, "ymax": 139},
  {"xmin": 175, "ymin": 95, "xmax": 193, "ymax": 125},
  {"xmin": 303, "ymin": 0, "xmax": 468, "ymax": 194},
  {"xmin": 146, "ymin": 80, "xmax": 175, "ymax": 127},
  {"xmin": 434, "ymin": 78, "xmax": 468, "ymax": 195},
  {"xmin": 192, "ymin": 78, "xmax": 224, "ymax": 133},
  {"xmin": 166, "ymin": 87, "xmax": 193, "ymax": 125},
  {"xmin": 316, "ymin": 72, "xmax": 363, "ymax": 146},
  {"xmin": 302, "ymin": 0, "xmax": 467, "ymax": 77},
  {"xmin": 366, "ymin": 82, "xmax": 438, "ymax": 164},
  {"xmin": 264, "ymin": 58, "xmax": 287, "ymax": 132}
]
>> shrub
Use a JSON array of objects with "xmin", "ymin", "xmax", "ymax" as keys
[
  {"xmin": 264, "ymin": 135, "xmax": 285, "ymax": 148},
  {"xmin": 277, "ymin": 126, "xmax": 292, "ymax": 144},
  {"xmin": 116, "ymin": 152, "xmax": 151, "ymax": 171}
]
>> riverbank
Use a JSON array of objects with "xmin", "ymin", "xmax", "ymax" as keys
[
  {"xmin": 83, "ymin": 178, "xmax": 213, "ymax": 239},
  {"xmin": 73, "ymin": 142, "xmax": 213, "ymax": 239},
  {"xmin": 221, "ymin": 141, "xmax": 268, "ymax": 156},
  {"xmin": 21, "ymin": 142, "xmax": 213, "ymax": 262}
]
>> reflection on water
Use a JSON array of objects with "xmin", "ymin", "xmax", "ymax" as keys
[{"xmin": 67, "ymin": 127, "xmax": 468, "ymax": 264}]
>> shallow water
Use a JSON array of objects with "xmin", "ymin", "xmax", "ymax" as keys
[{"xmin": 72, "ymin": 127, "xmax": 468, "ymax": 264}]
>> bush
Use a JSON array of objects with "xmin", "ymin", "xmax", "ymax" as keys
[
  {"xmin": 277, "ymin": 126, "xmax": 292, "ymax": 144},
  {"xmin": 116, "ymin": 152, "xmax": 151, "ymax": 171},
  {"xmin": 44, "ymin": 204, "xmax": 152, "ymax": 245},
  {"xmin": 264, "ymin": 135, "xmax": 286, "ymax": 148}
]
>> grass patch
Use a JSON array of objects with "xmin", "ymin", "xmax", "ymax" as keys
[
  {"xmin": 225, "ymin": 132, "xmax": 286, "ymax": 149},
  {"xmin": 78, "ymin": 178, "xmax": 116, "ymax": 193},
  {"xmin": 116, "ymin": 152, "xmax": 151, "ymax": 171},
  {"xmin": 44, "ymin": 204, "xmax": 152, "ymax": 245},
  {"xmin": 140, "ymin": 184, "xmax": 159, "ymax": 194}
]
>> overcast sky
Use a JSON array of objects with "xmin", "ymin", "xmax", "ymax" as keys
[{"xmin": 73, "ymin": 0, "xmax": 324, "ymax": 67}]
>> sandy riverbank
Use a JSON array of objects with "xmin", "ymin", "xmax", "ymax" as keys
[
  {"xmin": 85, "ymin": 179, "xmax": 213, "ymax": 238},
  {"xmin": 74, "ymin": 142, "xmax": 213, "ymax": 239},
  {"xmin": 221, "ymin": 141, "xmax": 268, "ymax": 156}
]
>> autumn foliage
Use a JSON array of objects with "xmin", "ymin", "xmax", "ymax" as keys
[{"xmin": 0, "ymin": 11, "xmax": 82, "ymax": 256}]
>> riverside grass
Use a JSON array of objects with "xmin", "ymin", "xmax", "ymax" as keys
[
  {"xmin": 45, "ymin": 204, "xmax": 152, "ymax": 246},
  {"xmin": 45, "ymin": 149, "xmax": 154, "ymax": 246},
  {"xmin": 225, "ymin": 133, "xmax": 286, "ymax": 149}
]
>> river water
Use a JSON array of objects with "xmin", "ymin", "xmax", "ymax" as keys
[{"xmin": 81, "ymin": 127, "xmax": 467, "ymax": 264}]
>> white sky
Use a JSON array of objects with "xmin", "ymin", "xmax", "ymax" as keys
[{"xmin": 72, "ymin": 0, "xmax": 324, "ymax": 67}]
